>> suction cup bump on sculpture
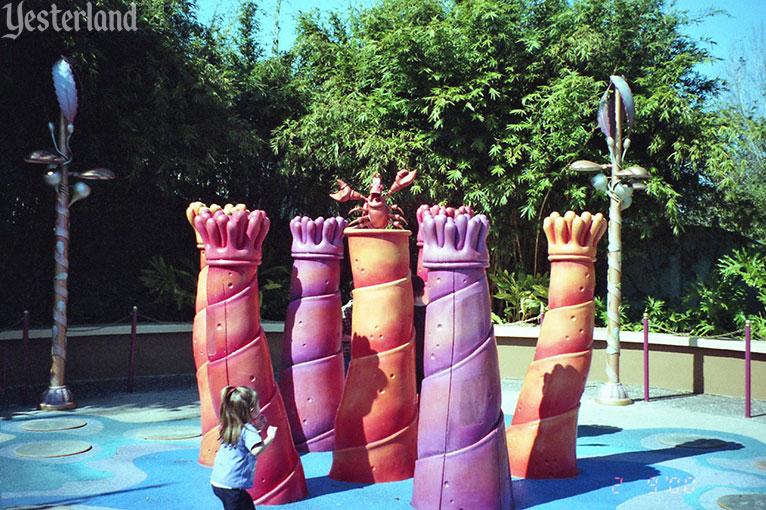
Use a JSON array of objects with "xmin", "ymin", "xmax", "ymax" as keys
[
  {"xmin": 193, "ymin": 206, "xmax": 270, "ymax": 263},
  {"xmin": 290, "ymin": 216, "xmax": 347, "ymax": 259},
  {"xmin": 421, "ymin": 211, "xmax": 489, "ymax": 268},
  {"xmin": 544, "ymin": 210, "xmax": 605, "ymax": 260}
]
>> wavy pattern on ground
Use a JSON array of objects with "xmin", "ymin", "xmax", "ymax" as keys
[{"xmin": 3, "ymin": 442, "xmax": 193, "ymax": 499}]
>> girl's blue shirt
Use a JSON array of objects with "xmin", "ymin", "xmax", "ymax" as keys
[{"xmin": 210, "ymin": 423, "xmax": 262, "ymax": 489}]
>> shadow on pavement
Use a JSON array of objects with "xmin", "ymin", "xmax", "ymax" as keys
[{"xmin": 512, "ymin": 440, "xmax": 744, "ymax": 509}]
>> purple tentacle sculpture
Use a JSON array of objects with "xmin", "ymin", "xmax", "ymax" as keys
[
  {"xmin": 279, "ymin": 216, "xmax": 347, "ymax": 452},
  {"xmin": 412, "ymin": 211, "xmax": 513, "ymax": 510},
  {"xmin": 415, "ymin": 204, "xmax": 474, "ymax": 301}
]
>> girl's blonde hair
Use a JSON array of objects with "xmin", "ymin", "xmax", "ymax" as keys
[{"xmin": 218, "ymin": 386, "xmax": 260, "ymax": 447}]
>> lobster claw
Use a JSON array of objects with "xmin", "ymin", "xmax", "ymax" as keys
[
  {"xmin": 389, "ymin": 169, "xmax": 417, "ymax": 194},
  {"xmin": 330, "ymin": 179, "xmax": 364, "ymax": 202}
]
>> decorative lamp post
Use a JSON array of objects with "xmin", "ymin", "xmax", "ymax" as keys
[
  {"xmin": 25, "ymin": 57, "xmax": 115, "ymax": 410},
  {"xmin": 569, "ymin": 76, "xmax": 649, "ymax": 406}
]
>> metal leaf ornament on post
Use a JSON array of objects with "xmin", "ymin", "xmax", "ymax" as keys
[
  {"xmin": 569, "ymin": 76, "xmax": 649, "ymax": 406},
  {"xmin": 52, "ymin": 57, "xmax": 78, "ymax": 125},
  {"xmin": 27, "ymin": 57, "xmax": 115, "ymax": 411}
]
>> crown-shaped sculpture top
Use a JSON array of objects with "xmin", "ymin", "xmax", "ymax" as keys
[
  {"xmin": 544, "ymin": 211, "xmax": 606, "ymax": 260},
  {"xmin": 187, "ymin": 202, "xmax": 247, "ymax": 246},
  {"xmin": 191, "ymin": 204, "xmax": 269, "ymax": 263},
  {"xmin": 421, "ymin": 210, "xmax": 489, "ymax": 268},
  {"xmin": 415, "ymin": 204, "xmax": 474, "ymax": 244},
  {"xmin": 290, "ymin": 216, "xmax": 348, "ymax": 259}
]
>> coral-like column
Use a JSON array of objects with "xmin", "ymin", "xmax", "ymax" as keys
[
  {"xmin": 506, "ymin": 211, "xmax": 606, "ymax": 479},
  {"xmin": 329, "ymin": 229, "xmax": 419, "ymax": 483},
  {"xmin": 191, "ymin": 206, "xmax": 307, "ymax": 504},
  {"xmin": 415, "ymin": 205, "xmax": 473, "ymax": 298},
  {"xmin": 412, "ymin": 212, "xmax": 513, "ymax": 510},
  {"xmin": 279, "ymin": 216, "xmax": 347, "ymax": 452},
  {"xmin": 187, "ymin": 202, "xmax": 246, "ymax": 448},
  {"xmin": 187, "ymin": 202, "xmax": 212, "ymax": 460}
]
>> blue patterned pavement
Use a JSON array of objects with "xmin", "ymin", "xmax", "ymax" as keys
[{"xmin": 1, "ymin": 382, "xmax": 764, "ymax": 509}]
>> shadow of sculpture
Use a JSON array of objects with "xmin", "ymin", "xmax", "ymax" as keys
[
  {"xmin": 512, "ymin": 438, "xmax": 744, "ymax": 508},
  {"xmin": 331, "ymin": 333, "xmax": 386, "ymax": 483}
]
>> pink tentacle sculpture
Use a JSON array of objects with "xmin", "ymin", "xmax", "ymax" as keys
[
  {"xmin": 506, "ymin": 211, "xmax": 606, "ymax": 479},
  {"xmin": 279, "ymin": 215, "xmax": 347, "ymax": 452},
  {"xmin": 187, "ymin": 203, "xmax": 248, "ymax": 447},
  {"xmin": 329, "ymin": 228, "xmax": 419, "ymax": 483},
  {"xmin": 191, "ymin": 205, "xmax": 308, "ymax": 504},
  {"xmin": 412, "ymin": 211, "xmax": 513, "ymax": 510},
  {"xmin": 187, "ymin": 202, "xmax": 212, "ymax": 462}
]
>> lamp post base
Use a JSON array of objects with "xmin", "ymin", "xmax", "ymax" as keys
[
  {"xmin": 594, "ymin": 382, "xmax": 633, "ymax": 406},
  {"xmin": 40, "ymin": 385, "xmax": 77, "ymax": 411}
]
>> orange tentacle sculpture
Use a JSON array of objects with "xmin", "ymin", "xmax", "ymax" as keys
[
  {"xmin": 329, "ymin": 228, "xmax": 419, "ymax": 483},
  {"xmin": 506, "ymin": 211, "xmax": 606, "ymax": 479},
  {"xmin": 190, "ymin": 204, "xmax": 307, "ymax": 504}
]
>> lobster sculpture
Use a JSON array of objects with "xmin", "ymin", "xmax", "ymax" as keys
[{"xmin": 329, "ymin": 169, "xmax": 417, "ymax": 228}]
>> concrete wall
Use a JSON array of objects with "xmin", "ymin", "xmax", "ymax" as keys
[
  {"xmin": 1, "ymin": 322, "xmax": 763, "ymax": 400},
  {"xmin": 495, "ymin": 325, "xmax": 766, "ymax": 399},
  {"xmin": 0, "ymin": 322, "xmax": 284, "ymax": 391}
]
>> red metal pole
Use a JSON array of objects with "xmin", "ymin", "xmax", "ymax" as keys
[
  {"xmin": 745, "ymin": 319, "xmax": 751, "ymax": 419},
  {"xmin": 127, "ymin": 306, "xmax": 137, "ymax": 393},
  {"xmin": 643, "ymin": 313, "xmax": 649, "ymax": 402},
  {"xmin": 22, "ymin": 310, "xmax": 30, "ymax": 404}
]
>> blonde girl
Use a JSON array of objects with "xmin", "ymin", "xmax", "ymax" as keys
[{"xmin": 210, "ymin": 386, "xmax": 277, "ymax": 510}]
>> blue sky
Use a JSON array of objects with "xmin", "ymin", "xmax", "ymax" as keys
[{"xmin": 196, "ymin": 0, "xmax": 765, "ymax": 81}]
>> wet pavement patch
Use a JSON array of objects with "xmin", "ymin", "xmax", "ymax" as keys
[
  {"xmin": 14, "ymin": 440, "xmax": 92, "ymax": 458},
  {"xmin": 717, "ymin": 493, "xmax": 766, "ymax": 509},
  {"xmin": 656, "ymin": 434, "xmax": 728, "ymax": 449},
  {"xmin": 137, "ymin": 425, "xmax": 201, "ymax": 440},
  {"xmin": 19, "ymin": 418, "xmax": 87, "ymax": 432}
]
